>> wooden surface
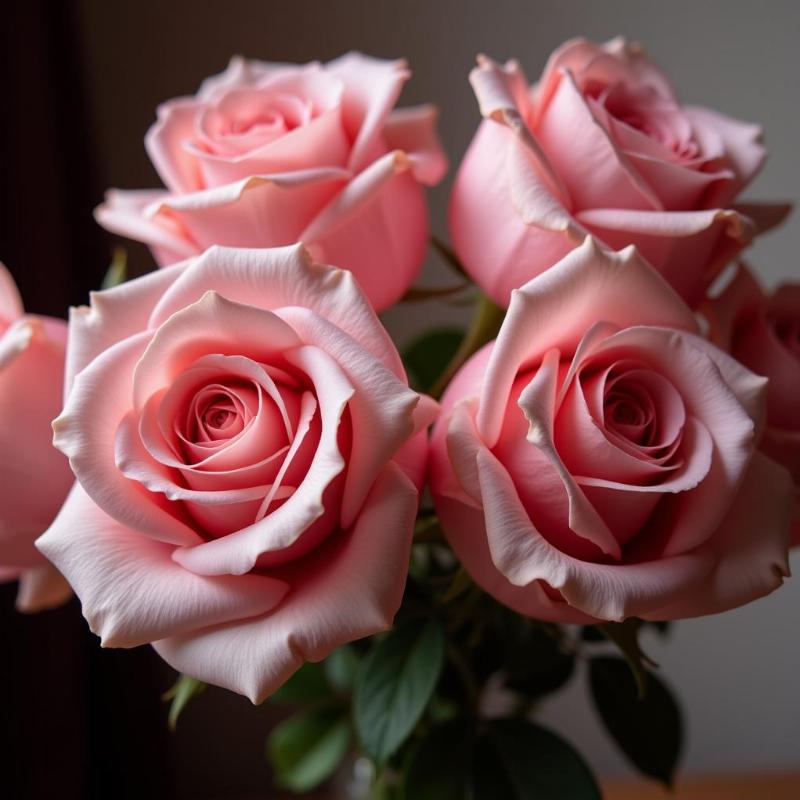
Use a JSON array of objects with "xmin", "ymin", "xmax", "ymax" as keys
[{"xmin": 604, "ymin": 773, "xmax": 800, "ymax": 799}]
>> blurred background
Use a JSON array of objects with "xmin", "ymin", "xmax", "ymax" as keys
[{"xmin": 1, "ymin": 1, "xmax": 798, "ymax": 797}]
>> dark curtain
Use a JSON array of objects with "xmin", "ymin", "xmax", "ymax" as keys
[{"xmin": 0, "ymin": 3, "xmax": 177, "ymax": 798}]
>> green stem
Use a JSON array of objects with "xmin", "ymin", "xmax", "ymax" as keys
[{"xmin": 429, "ymin": 292, "xmax": 505, "ymax": 400}]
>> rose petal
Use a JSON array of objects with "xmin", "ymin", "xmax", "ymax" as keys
[
  {"xmin": 148, "ymin": 243, "xmax": 404, "ymax": 379},
  {"xmin": 54, "ymin": 331, "xmax": 201, "ymax": 546},
  {"xmin": 476, "ymin": 238, "xmax": 697, "ymax": 446},
  {"xmin": 36, "ymin": 483, "xmax": 289, "ymax": 647},
  {"xmin": 172, "ymin": 345, "xmax": 352, "ymax": 575},
  {"xmin": 154, "ymin": 461, "xmax": 417, "ymax": 703},
  {"xmin": 644, "ymin": 453, "xmax": 791, "ymax": 618}
]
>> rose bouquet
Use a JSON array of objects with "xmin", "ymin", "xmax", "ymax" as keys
[{"xmin": 2, "ymin": 39, "xmax": 797, "ymax": 798}]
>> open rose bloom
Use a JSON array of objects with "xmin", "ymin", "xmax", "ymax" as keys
[
  {"xmin": 704, "ymin": 263, "xmax": 800, "ymax": 543},
  {"xmin": 451, "ymin": 37, "xmax": 789, "ymax": 309},
  {"xmin": 96, "ymin": 53, "xmax": 446, "ymax": 311},
  {"xmin": 37, "ymin": 244, "xmax": 436, "ymax": 701},
  {"xmin": 0, "ymin": 264, "xmax": 73, "ymax": 612},
  {"xmin": 430, "ymin": 239, "xmax": 792, "ymax": 623}
]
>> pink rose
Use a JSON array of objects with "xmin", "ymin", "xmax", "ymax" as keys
[
  {"xmin": 430, "ymin": 238, "xmax": 792, "ymax": 624},
  {"xmin": 704, "ymin": 263, "xmax": 800, "ymax": 543},
  {"xmin": 0, "ymin": 263, "xmax": 72, "ymax": 612},
  {"xmin": 450, "ymin": 38, "xmax": 789, "ymax": 309},
  {"xmin": 37, "ymin": 245, "xmax": 437, "ymax": 701},
  {"xmin": 96, "ymin": 53, "xmax": 446, "ymax": 311}
]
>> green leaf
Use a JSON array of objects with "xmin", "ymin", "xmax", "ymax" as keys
[
  {"xmin": 503, "ymin": 625, "xmax": 575, "ymax": 698},
  {"xmin": 324, "ymin": 645, "xmax": 360, "ymax": 694},
  {"xmin": 403, "ymin": 719, "xmax": 473, "ymax": 800},
  {"xmin": 267, "ymin": 707, "xmax": 350, "ymax": 793},
  {"xmin": 589, "ymin": 656, "xmax": 682, "ymax": 787},
  {"xmin": 162, "ymin": 674, "xmax": 206, "ymax": 731},
  {"xmin": 598, "ymin": 619, "xmax": 657, "ymax": 698},
  {"xmin": 403, "ymin": 329, "xmax": 464, "ymax": 393},
  {"xmin": 354, "ymin": 618, "xmax": 446, "ymax": 762},
  {"xmin": 269, "ymin": 661, "xmax": 331, "ymax": 705},
  {"xmin": 472, "ymin": 719, "xmax": 601, "ymax": 800},
  {"xmin": 101, "ymin": 247, "xmax": 127, "ymax": 289}
]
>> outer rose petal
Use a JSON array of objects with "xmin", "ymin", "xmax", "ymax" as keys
[
  {"xmin": 384, "ymin": 105, "xmax": 448, "ymax": 185},
  {"xmin": 576, "ymin": 207, "xmax": 755, "ymax": 307},
  {"xmin": 154, "ymin": 462, "xmax": 417, "ymax": 703},
  {"xmin": 54, "ymin": 331, "xmax": 202, "ymax": 547},
  {"xmin": 300, "ymin": 151, "xmax": 432, "ymax": 311},
  {"xmin": 149, "ymin": 244, "xmax": 405, "ymax": 378},
  {"xmin": 0, "ymin": 317, "xmax": 73, "ymax": 542},
  {"xmin": 94, "ymin": 189, "xmax": 199, "ymax": 267},
  {"xmin": 644, "ymin": 453, "xmax": 792, "ymax": 619},
  {"xmin": 65, "ymin": 262, "xmax": 186, "ymax": 394},
  {"xmin": 449, "ymin": 121, "xmax": 577, "ymax": 308},
  {"xmin": 36, "ymin": 484, "xmax": 289, "ymax": 648}
]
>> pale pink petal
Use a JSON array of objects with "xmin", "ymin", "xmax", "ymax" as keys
[
  {"xmin": 536, "ymin": 71, "xmax": 661, "ymax": 212},
  {"xmin": 0, "ymin": 317, "xmax": 73, "ymax": 545},
  {"xmin": 15, "ymin": 562, "xmax": 72, "ymax": 613},
  {"xmin": 702, "ymin": 262, "xmax": 764, "ymax": 350},
  {"xmin": 54, "ymin": 331, "xmax": 201, "ymax": 547},
  {"xmin": 645, "ymin": 453, "xmax": 791, "ymax": 619},
  {"xmin": 469, "ymin": 56, "xmax": 573, "ymax": 211},
  {"xmin": 449, "ymin": 121, "xmax": 577, "ymax": 308},
  {"xmin": 384, "ymin": 104, "xmax": 448, "ymax": 185},
  {"xmin": 517, "ymin": 349, "xmax": 621, "ymax": 558},
  {"xmin": 149, "ymin": 243, "xmax": 404, "ymax": 378},
  {"xmin": 145, "ymin": 98, "xmax": 206, "ymax": 193},
  {"xmin": 131, "ymin": 291, "xmax": 302, "ymax": 408},
  {"xmin": 684, "ymin": 106, "xmax": 766, "ymax": 205},
  {"xmin": 476, "ymin": 238, "xmax": 697, "ymax": 446},
  {"xmin": 576, "ymin": 207, "xmax": 755, "ymax": 307},
  {"xmin": 94, "ymin": 189, "xmax": 199, "ymax": 266},
  {"xmin": 325, "ymin": 52, "xmax": 410, "ymax": 174},
  {"xmin": 142, "ymin": 170, "xmax": 349, "ymax": 255},
  {"xmin": 475, "ymin": 446, "xmax": 712, "ymax": 621},
  {"xmin": 172, "ymin": 345, "xmax": 352, "ymax": 575},
  {"xmin": 300, "ymin": 150, "xmax": 430, "ymax": 311},
  {"xmin": 431, "ymin": 494, "xmax": 595, "ymax": 624},
  {"xmin": 36, "ymin": 484, "xmax": 288, "ymax": 647},
  {"xmin": 277, "ymin": 306, "xmax": 424, "ymax": 527},
  {"xmin": 65, "ymin": 262, "xmax": 186, "ymax": 395},
  {"xmin": 154, "ymin": 461, "xmax": 417, "ymax": 702},
  {"xmin": 197, "ymin": 55, "xmax": 285, "ymax": 100}
]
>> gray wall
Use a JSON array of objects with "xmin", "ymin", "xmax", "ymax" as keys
[{"xmin": 78, "ymin": 0, "xmax": 800, "ymax": 777}]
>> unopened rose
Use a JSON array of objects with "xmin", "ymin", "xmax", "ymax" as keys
[
  {"xmin": 704, "ymin": 263, "xmax": 800, "ymax": 543},
  {"xmin": 37, "ymin": 245, "xmax": 437, "ymax": 701},
  {"xmin": 430, "ymin": 238, "xmax": 791, "ymax": 623},
  {"xmin": 96, "ymin": 53, "xmax": 446, "ymax": 311},
  {"xmin": 0, "ymin": 263, "xmax": 72, "ymax": 611},
  {"xmin": 451, "ymin": 37, "xmax": 788, "ymax": 309}
]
